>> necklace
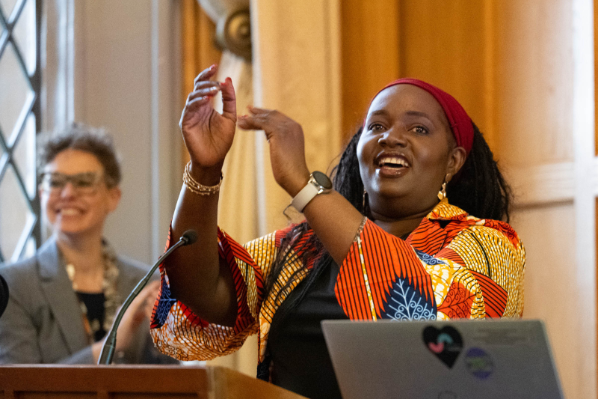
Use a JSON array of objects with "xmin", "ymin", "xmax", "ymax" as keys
[{"xmin": 63, "ymin": 241, "xmax": 120, "ymax": 344}]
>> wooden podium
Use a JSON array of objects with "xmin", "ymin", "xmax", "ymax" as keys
[{"xmin": 0, "ymin": 365, "xmax": 306, "ymax": 398}]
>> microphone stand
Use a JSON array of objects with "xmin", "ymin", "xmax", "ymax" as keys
[{"xmin": 98, "ymin": 230, "xmax": 197, "ymax": 365}]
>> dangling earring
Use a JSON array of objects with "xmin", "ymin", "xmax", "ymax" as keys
[
  {"xmin": 438, "ymin": 174, "xmax": 449, "ymax": 201},
  {"xmin": 437, "ymin": 182, "xmax": 447, "ymax": 201},
  {"xmin": 362, "ymin": 189, "xmax": 368, "ymax": 212}
]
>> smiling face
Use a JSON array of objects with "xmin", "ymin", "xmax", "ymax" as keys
[
  {"xmin": 357, "ymin": 84, "xmax": 466, "ymax": 220},
  {"xmin": 40, "ymin": 149, "xmax": 121, "ymax": 240}
]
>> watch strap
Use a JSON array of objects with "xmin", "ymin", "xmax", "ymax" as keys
[{"xmin": 291, "ymin": 177, "xmax": 320, "ymax": 213}]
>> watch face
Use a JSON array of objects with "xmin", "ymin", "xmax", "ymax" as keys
[{"xmin": 312, "ymin": 171, "xmax": 332, "ymax": 189}]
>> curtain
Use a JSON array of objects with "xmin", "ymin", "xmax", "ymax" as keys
[{"xmin": 180, "ymin": 0, "xmax": 258, "ymax": 376}]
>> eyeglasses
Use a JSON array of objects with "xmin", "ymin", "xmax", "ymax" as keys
[{"xmin": 40, "ymin": 172, "xmax": 105, "ymax": 195}]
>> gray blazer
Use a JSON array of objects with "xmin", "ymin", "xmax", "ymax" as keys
[{"xmin": 0, "ymin": 238, "xmax": 177, "ymax": 364}]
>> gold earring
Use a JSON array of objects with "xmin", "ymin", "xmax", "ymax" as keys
[
  {"xmin": 437, "ymin": 182, "xmax": 447, "ymax": 201},
  {"xmin": 438, "ymin": 175, "xmax": 449, "ymax": 201},
  {"xmin": 362, "ymin": 189, "xmax": 368, "ymax": 211}
]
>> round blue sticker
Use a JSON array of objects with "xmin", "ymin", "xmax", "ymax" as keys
[{"xmin": 464, "ymin": 347, "xmax": 494, "ymax": 379}]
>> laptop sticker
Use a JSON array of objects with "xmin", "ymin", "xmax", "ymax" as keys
[
  {"xmin": 423, "ymin": 326, "xmax": 463, "ymax": 368},
  {"xmin": 464, "ymin": 347, "xmax": 494, "ymax": 379}
]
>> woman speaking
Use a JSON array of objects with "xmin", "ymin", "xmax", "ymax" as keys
[{"xmin": 150, "ymin": 65, "xmax": 525, "ymax": 398}]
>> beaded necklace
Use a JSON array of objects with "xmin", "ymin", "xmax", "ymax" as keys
[{"xmin": 62, "ymin": 242, "xmax": 120, "ymax": 344}]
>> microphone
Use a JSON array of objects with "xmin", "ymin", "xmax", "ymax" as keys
[
  {"xmin": 98, "ymin": 229, "xmax": 197, "ymax": 364},
  {"xmin": 181, "ymin": 229, "xmax": 198, "ymax": 246},
  {"xmin": 0, "ymin": 275, "xmax": 8, "ymax": 319}
]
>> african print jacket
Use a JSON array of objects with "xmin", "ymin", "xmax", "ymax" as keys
[{"xmin": 150, "ymin": 199, "xmax": 525, "ymax": 364}]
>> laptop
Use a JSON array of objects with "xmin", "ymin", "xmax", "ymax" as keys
[{"xmin": 322, "ymin": 319, "xmax": 563, "ymax": 399}]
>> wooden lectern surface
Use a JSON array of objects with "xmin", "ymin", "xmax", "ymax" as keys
[{"xmin": 0, "ymin": 365, "xmax": 306, "ymax": 399}]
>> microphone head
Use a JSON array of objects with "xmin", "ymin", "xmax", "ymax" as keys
[{"xmin": 181, "ymin": 230, "xmax": 198, "ymax": 246}]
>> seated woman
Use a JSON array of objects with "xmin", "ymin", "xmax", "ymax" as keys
[
  {"xmin": 0, "ymin": 123, "xmax": 176, "ymax": 364},
  {"xmin": 150, "ymin": 66, "xmax": 525, "ymax": 398}
]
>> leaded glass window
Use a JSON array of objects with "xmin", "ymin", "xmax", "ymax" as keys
[{"xmin": 0, "ymin": 0, "xmax": 41, "ymax": 263}]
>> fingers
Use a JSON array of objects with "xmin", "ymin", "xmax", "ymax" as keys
[
  {"xmin": 247, "ymin": 106, "xmax": 269, "ymax": 114},
  {"xmin": 193, "ymin": 64, "xmax": 218, "ymax": 85},
  {"xmin": 193, "ymin": 80, "xmax": 220, "ymax": 91},
  {"xmin": 220, "ymin": 77, "xmax": 237, "ymax": 122},
  {"xmin": 238, "ymin": 107, "xmax": 286, "ymax": 132},
  {"xmin": 237, "ymin": 115, "xmax": 257, "ymax": 130},
  {"xmin": 238, "ymin": 107, "xmax": 268, "ymax": 130},
  {"xmin": 182, "ymin": 96, "xmax": 211, "ymax": 118},
  {"xmin": 185, "ymin": 67, "xmax": 236, "ymax": 123},
  {"xmin": 187, "ymin": 86, "xmax": 220, "ymax": 103}
]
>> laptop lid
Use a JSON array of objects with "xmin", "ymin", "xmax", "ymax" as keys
[{"xmin": 322, "ymin": 319, "xmax": 563, "ymax": 399}]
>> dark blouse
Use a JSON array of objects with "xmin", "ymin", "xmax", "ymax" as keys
[
  {"xmin": 76, "ymin": 292, "xmax": 106, "ymax": 342},
  {"xmin": 269, "ymin": 259, "xmax": 348, "ymax": 399}
]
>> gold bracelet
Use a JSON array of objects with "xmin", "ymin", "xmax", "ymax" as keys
[{"xmin": 182, "ymin": 161, "xmax": 223, "ymax": 195}]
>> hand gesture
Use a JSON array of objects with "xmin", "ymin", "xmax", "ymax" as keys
[
  {"xmin": 180, "ymin": 65, "xmax": 237, "ymax": 170},
  {"xmin": 114, "ymin": 280, "xmax": 160, "ymax": 352},
  {"xmin": 238, "ymin": 107, "xmax": 310, "ymax": 196}
]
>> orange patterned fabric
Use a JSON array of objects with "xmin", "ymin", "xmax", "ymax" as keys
[{"xmin": 150, "ymin": 199, "xmax": 525, "ymax": 362}]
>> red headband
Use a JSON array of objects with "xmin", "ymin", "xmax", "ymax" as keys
[{"xmin": 369, "ymin": 78, "xmax": 474, "ymax": 154}]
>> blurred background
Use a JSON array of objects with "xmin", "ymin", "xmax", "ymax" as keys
[{"xmin": 0, "ymin": 0, "xmax": 595, "ymax": 397}]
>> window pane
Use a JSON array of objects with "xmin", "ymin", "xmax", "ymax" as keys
[
  {"xmin": 0, "ymin": 0, "xmax": 18, "ymax": 19},
  {"xmin": 0, "ymin": 42, "xmax": 33, "ymax": 142},
  {"xmin": 22, "ymin": 234, "xmax": 35, "ymax": 259},
  {"xmin": 12, "ymin": 113, "xmax": 36, "ymax": 197},
  {"xmin": 0, "ymin": 165, "xmax": 34, "ymax": 261},
  {"xmin": 12, "ymin": 0, "xmax": 36, "ymax": 74},
  {"xmin": 0, "ymin": 0, "xmax": 38, "ymax": 263}
]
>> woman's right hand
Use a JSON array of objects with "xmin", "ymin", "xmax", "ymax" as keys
[
  {"xmin": 92, "ymin": 280, "xmax": 162, "ymax": 363},
  {"xmin": 180, "ymin": 65, "xmax": 237, "ymax": 172},
  {"xmin": 114, "ymin": 280, "xmax": 161, "ymax": 353}
]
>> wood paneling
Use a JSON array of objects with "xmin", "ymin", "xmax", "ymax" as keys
[
  {"xmin": 493, "ymin": 1, "xmax": 574, "ymax": 167},
  {"xmin": 340, "ymin": 0, "xmax": 399, "ymax": 138},
  {"xmin": 398, "ymin": 0, "xmax": 491, "ymax": 145},
  {"xmin": 512, "ymin": 203, "xmax": 578, "ymax": 397},
  {"xmin": 340, "ymin": 0, "xmax": 495, "ymax": 148},
  {"xmin": 340, "ymin": 1, "xmax": 591, "ymax": 398}
]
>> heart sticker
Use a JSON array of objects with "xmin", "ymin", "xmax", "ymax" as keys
[{"xmin": 423, "ymin": 326, "xmax": 463, "ymax": 368}]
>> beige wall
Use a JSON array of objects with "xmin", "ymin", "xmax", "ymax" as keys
[{"xmin": 49, "ymin": 0, "xmax": 182, "ymax": 263}]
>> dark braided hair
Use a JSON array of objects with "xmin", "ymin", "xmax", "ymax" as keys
[
  {"xmin": 263, "ymin": 121, "xmax": 512, "ymax": 303},
  {"xmin": 447, "ymin": 122, "xmax": 512, "ymax": 222}
]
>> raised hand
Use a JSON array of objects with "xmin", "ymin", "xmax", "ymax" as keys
[
  {"xmin": 238, "ymin": 107, "xmax": 310, "ymax": 196},
  {"xmin": 180, "ymin": 65, "xmax": 237, "ymax": 172}
]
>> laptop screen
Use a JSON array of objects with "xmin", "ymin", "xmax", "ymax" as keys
[{"xmin": 322, "ymin": 319, "xmax": 563, "ymax": 399}]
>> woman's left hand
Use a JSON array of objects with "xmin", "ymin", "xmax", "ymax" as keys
[
  {"xmin": 237, "ymin": 106, "xmax": 310, "ymax": 196},
  {"xmin": 240, "ymin": 107, "xmax": 365, "ymax": 266}
]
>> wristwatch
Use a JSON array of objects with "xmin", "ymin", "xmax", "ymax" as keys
[{"xmin": 291, "ymin": 171, "xmax": 333, "ymax": 213}]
